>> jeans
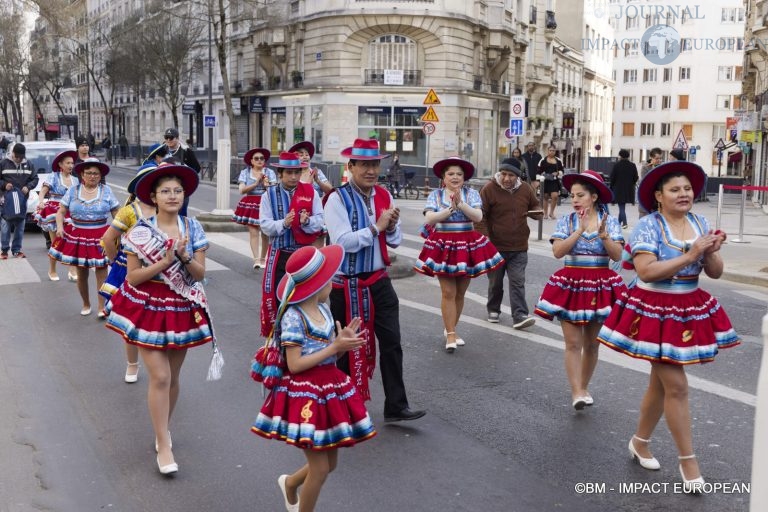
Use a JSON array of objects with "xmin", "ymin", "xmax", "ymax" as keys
[
  {"xmin": 617, "ymin": 203, "xmax": 627, "ymax": 226},
  {"xmin": 1, "ymin": 217, "xmax": 25, "ymax": 254},
  {"xmin": 487, "ymin": 250, "xmax": 529, "ymax": 319}
]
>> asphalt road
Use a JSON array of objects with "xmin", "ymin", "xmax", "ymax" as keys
[{"xmin": 0, "ymin": 167, "xmax": 763, "ymax": 511}]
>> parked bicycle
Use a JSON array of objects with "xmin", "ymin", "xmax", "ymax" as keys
[{"xmin": 385, "ymin": 170, "xmax": 420, "ymax": 200}]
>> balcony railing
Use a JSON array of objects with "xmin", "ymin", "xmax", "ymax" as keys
[{"xmin": 364, "ymin": 69, "xmax": 422, "ymax": 86}]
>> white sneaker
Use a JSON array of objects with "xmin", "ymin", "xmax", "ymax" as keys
[{"xmin": 513, "ymin": 315, "xmax": 535, "ymax": 329}]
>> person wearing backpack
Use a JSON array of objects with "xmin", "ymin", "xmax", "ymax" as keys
[{"xmin": 1, "ymin": 143, "xmax": 38, "ymax": 259}]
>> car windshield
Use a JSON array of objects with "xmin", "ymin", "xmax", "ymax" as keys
[{"xmin": 25, "ymin": 148, "xmax": 67, "ymax": 173}]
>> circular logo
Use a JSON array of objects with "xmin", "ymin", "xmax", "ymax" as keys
[
  {"xmin": 512, "ymin": 104, "xmax": 523, "ymax": 115},
  {"xmin": 641, "ymin": 24, "xmax": 681, "ymax": 64},
  {"xmin": 128, "ymin": 225, "xmax": 152, "ymax": 245},
  {"xmin": 422, "ymin": 122, "xmax": 436, "ymax": 135}
]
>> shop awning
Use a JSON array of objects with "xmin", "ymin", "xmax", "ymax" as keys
[{"xmin": 45, "ymin": 124, "xmax": 59, "ymax": 132}]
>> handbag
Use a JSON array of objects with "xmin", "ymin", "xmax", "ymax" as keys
[
  {"xmin": 250, "ymin": 335, "xmax": 286, "ymax": 389},
  {"xmin": 559, "ymin": 184, "xmax": 569, "ymax": 198}
]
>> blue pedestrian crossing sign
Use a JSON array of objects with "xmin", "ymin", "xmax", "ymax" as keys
[
  {"xmin": 509, "ymin": 119, "xmax": 525, "ymax": 136},
  {"xmin": 204, "ymin": 115, "xmax": 216, "ymax": 128}
]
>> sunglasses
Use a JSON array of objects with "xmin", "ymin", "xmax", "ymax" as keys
[{"xmin": 252, "ymin": 156, "xmax": 266, "ymax": 161}]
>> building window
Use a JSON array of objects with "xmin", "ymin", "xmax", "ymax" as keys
[
  {"xmin": 369, "ymin": 34, "xmax": 417, "ymax": 77},
  {"xmin": 623, "ymin": 69, "xmax": 637, "ymax": 83},
  {"xmin": 682, "ymin": 124, "xmax": 693, "ymax": 139},
  {"xmin": 661, "ymin": 123, "xmax": 671, "ymax": 137},
  {"xmin": 678, "ymin": 95, "xmax": 689, "ymax": 109},
  {"xmin": 643, "ymin": 68, "xmax": 657, "ymax": 82},
  {"xmin": 733, "ymin": 95, "xmax": 742, "ymax": 109},
  {"xmin": 718, "ymin": 66, "xmax": 733, "ymax": 81},
  {"xmin": 721, "ymin": 7, "xmax": 745, "ymax": 23},
  {"xmin": 622, "ymin": 122, "xmax": 635, "ymax": 136},
  {"xmin": 736, "ymin": 66, "xmax": 744, "ymax": 80},
  {"xmin": 626, "ymin": 15, "xmax": 639, "ymax": 29},
  {"xmin": 679, "ymin": 67, "xmax": 691, "ymax": 80},
  {"xmin": 642, "ymin": 96, "xmax": 656, "ymax": 110},
  {"xmin": 663, "ymin": 67, "xmax": 672, "ymax": 82},
  {"xmin": 622, "ymin": 96, "xmax": 636, "ymax": 110},
  {"xmin": 661, "ymin": 95, "xmax": 671, "ymax": 109},
  {"xmin": 716, "ymin": 95, "xmax": 731, "ymax": 109},
  {"xmin": 640, "ymin": 123, "xmax": 655, "ymax": 136},
  {"xmin": 712, "ymin": 124, "xmax": 726, "ymax": 140}
]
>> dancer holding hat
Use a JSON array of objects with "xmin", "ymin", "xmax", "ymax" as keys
[
  {"xmin": 534, "ymin": 170, "xmax": 626, "ymax": 410},
  {"xmin": 105, "ymin": 163, "xmax": 214, "ymax": 476},
  {"xmin": 49, "ymin": 158, "xmax": 120, "ymax": 316},
  {"xmin": 598, "ymin": 161, "xmax": 739, "ymax": 492},
  {"xmin": 415, "ymin": 157, "xmax": 503, "ymax": 352},
  {"xmin": 324, "ymin": 138, "xmax": 425, "ymax": 422},
  {"xmin": 99, "ymin": 162, "xmax": 159, "ymax": 383},
  {"xmin": 259, "ymin": 151, "xmax": 324, "ymax": 337},
  {"xmin": 252, "ymin": 245, "xmax": 375, "ymax": 512},
  {"xmin": 233, "ymin": 147, "xmax": 276, "ymax": 268},
  {"xmin": 35, "ymin": 150, "xmax": 79, "ymax": 281}
]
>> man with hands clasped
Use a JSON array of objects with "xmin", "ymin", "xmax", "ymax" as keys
[{"xmin": 324, "ymin": 138, "xmax": 426, "ymax": 423}]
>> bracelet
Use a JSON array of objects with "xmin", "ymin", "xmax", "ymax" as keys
[
  {"xmin": 369, "ymin": 225, "xmax": 379, "ymax": 237},
  {"xmin": 175, "ymin": 252, "xmax": 193, "ymax": 265}
]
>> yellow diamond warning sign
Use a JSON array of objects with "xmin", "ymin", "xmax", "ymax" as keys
[
  {"xmin": 421, "ymin": 106, "xmax": 439, "ymax": 123},
  {"xmin": 423, "ymin": 88, "xmax": 441, "ymax": 105}
]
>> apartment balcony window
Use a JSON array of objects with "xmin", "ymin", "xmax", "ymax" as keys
[
  {"xmin": 529, "ymin": 5, "xmax": 537, "ymax": 24},
  {"xmin": 364, "ymin": 69, "xmax": 422, "ymax": 86}
]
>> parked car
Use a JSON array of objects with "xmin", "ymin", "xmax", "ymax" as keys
[{"xmin": 4, "ymin": 140, "xmax": 76, "ymax": 230}]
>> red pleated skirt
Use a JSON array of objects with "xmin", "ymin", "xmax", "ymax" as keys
[
  {"xmin": 232, "ymin": 195, "xmax": 262, "ymax": 226},
  {"xmin": 414, "ymin": 229, "xmax": 503, "ymax": 278},
  {"xmin": 251, "ymin": 364, "xmax": 376, "ymax": 450},
  {"xmin": 535, "ymin": 266, "xmax": 628, "ymax": 324},
  {"xmin": 48, "ymin": 224, "xmax": 109, "ymax": 268}
]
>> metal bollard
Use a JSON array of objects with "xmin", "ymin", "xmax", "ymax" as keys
[
  {"xmin": 751, "ymin": 313, "xmax": 768, "ymax": 511},
  {"xmin": 716, "ymin": 184, "xmax": 723, "ymax": 231},
  {"xmin": 732, "ymin": 187, "xmax": 750, "ymax": 244}
]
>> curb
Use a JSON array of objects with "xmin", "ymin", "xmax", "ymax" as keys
[
  {"xmin": 196, "ymin": 213, "xmax": 247, "ymax": 233},
  {"xmin": 721, "ymin": 270, "xmax": 768, "ymax": 289}
]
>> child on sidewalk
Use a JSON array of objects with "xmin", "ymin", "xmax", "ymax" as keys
[{"xmin": 251, "ymin": 245, "xmax": 376, "ymax": 512}]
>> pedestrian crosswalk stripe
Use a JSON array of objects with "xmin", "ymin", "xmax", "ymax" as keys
[{"xmin": 0, "ymin": 259, "xmax": 40, "ymax": 286}]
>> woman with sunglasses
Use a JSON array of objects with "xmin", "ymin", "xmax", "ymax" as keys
[
  {"xmin": 233, "ymin": 147, "xmax": 276, "ymax": 268},
  {"xmin": 49, "ymin": 158, "xmax": 120, "ymax": 316}
]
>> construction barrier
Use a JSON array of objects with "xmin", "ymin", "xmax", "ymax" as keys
[
  {"xmin": 752, "ymin": 313, "xmax": 768, "ymax": 511},
  {"xmin": 715, "ymin": 184, "xmax": 768, "ymax": 243}
]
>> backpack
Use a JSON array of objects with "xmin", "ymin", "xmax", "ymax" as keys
[{"xmin": 2, "ymin": 189, "xmax": 27, "ymax": 220}]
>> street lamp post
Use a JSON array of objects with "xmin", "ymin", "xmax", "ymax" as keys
[{"xmin": 207, "ymin": 18, "xmax": 213, "ymax": 166}]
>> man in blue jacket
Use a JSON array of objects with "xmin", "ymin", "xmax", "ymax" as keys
[{"xmin": 0, "ymin": 143, "xmax": 38, "ymax": 258}]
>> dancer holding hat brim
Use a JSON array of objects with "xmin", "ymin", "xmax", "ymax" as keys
[
  {"xmin": 534, "ymin": 170, "xmax": 627, "ymax": 410},
  {"xmin": 252, "ymin": 245, "xmax": 376, "ymax": 512},
  {"xmin": 597, "ymin": 161, "xmax": 739, "ymax": 492}
]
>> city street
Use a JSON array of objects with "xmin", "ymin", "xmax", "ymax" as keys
[{"xmin": 0, "ymin": 166, "xmax": 764, "ymax": 512}]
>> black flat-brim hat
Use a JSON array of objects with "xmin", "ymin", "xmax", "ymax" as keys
[{"xmin": 134, "ymin": 164, "xmax": 199, "ymax": 205}]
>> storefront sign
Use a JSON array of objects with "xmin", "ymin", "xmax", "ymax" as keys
[{"xmin": 249, "ymin": 96, "xmax": 267, "ymax": 114}]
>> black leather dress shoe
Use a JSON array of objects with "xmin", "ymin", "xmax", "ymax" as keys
[{"xmin": 384, "ymin": 408, "xmax": 426, "ymax": 423}]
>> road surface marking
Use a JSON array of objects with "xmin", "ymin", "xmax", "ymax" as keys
[{"xmin": 0, "ymin": 259, "xmax": 40, "ymax": 286}]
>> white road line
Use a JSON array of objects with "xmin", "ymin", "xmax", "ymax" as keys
[
  {"xmin": 205, "ymin": 258, "xmax": 228, "ymax": 271},
  {"xmin": 734, "ymin": 290, "xmax": 768, "ymax": 303},
  {"xmin": 0, "ymin": 259, "xmax": 40, "ymax": 285},
  {"xmin": 398, "ymin": 297, "xmax": 757, "ymax": 407}
]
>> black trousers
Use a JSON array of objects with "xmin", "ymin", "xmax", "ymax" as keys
[{"xmin": 330, "ymin": 275, "xmax": 409, "ymax": 416}]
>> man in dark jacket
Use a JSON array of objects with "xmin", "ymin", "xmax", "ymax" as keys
[
  {"xmin": 609, "ymin": 149, "xmax": 639, "ymax": 229},
  {"xmin": 521, "ymin": 142, "xmax": 542, "ymax": 179},
  {"xmin": 163, "ymin": 127, "xmax": 200, "ymax": 216},
  {"xmin": 0, "ymin": 143, "xmax": 38, "ymax": 258}
]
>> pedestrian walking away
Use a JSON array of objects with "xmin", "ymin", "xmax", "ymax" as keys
[
  {"xmin": 475, "ymin": 159, "xmax": 543, "ymax": 329},
  {"xmin": 324, "ymin": 138, "xmax": 426, "ymax": 422},
  {"xmin": 259, "ymin": 152, "xmax": 324, "ymax": 338},
  {"xmin": 534, "ymin": 170, "xmax": 627, "ymax": 410},
  {"xmin": 48, "ymin": 158, "xmax": 119, "ymax": 315},
  {"xmin": 522, "ymin": 142, "xmax": 542, "ymax": 194},
  {"xmin": 251, "ymin": 245, "xmax": 375, "ymax": 512},
  {"xmin": 232, "ymin": 147, "xmax": 277, "ymax": 268},
  {"xmin": 610, "ymin": 149, "xmax": 638, "ymax": 229},
  {"xmin": 104, "ymin": 163, "xmax": 216, "ymax": 476},
  {"xmin": 597, "ymin": 161, "xmax": 739, "ymax": 493},
  {"xmin": 100, "ymin": 162, "xmax": 159, "ymax": 383},
  {"xmin": 34, "ymin": 150, "xmax": 79, "ymax": 281},
  {"xmin": 1, "ymin": 143, "xmax": 38, "ymax": 259},
  {"xmin": 414, "ymin": 157, "xmax": 503, "ymax": 352}
]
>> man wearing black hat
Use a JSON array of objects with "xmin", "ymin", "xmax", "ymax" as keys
[
  {"xmin": 475, "ymin": 159, "xmax": 542, "ymax": 328},
  {"xmin": 0, "ymin": 143, "xmax": 38, "ymax": 258},
  {"xmin": 163, "ymin": 128, "xmax": 200, "ymax": 216}
]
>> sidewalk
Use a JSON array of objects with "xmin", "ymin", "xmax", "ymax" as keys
[{"xmin": 528, "ymin": 196, "xmax": 768, "ymax": 288}]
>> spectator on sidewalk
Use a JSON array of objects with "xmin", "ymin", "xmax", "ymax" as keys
[
  {"xmin": 1, "ymin": 143, "xmax": 38, "ymax": 259},
  {"xmin": 610, "ymin": 149, "xmax": 639, "ymax": 229},
  {"xmin": 162, "ymin": 128, "xmax": 200, "ymax": 217},
  {"xmin": 118, "ymin": 134, "xmax": 128, "ymax": 159},
  {"xmin": 476, "ymin": 159, "xmax": 542, "ymax": 328}
]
